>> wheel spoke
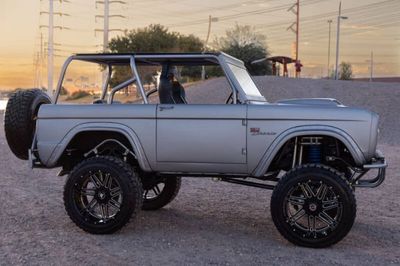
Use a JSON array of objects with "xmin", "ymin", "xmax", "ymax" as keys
[
  {"xmin": 316, "ymin": 183, "xmax": 328, "ymax": 200},
  {"xmin": 152, "ymin": 184, "xmax": 161, "ymax": 196},
  {"xmin": 110, "ymin": 187, "xmax": 122, "ymax": 198},
  {"xmin": 299, "ymin": 183, "xmax": 314, "ymax": 198},
  {"xmin": 103, "ymin": 174, "xmax": 112, "ymax": 189},
  {"xmin": 100, "ymin": 203, "xmax": 109, "ymax": 219},
  {"xmin": 322, "ymin": 199, "xmax": 339, "ymax": 211},
  {"xmin": 308, "ymin": 215, "xmax": 317, "ymax": 238},
  {"xmin": 144, "ymin": 190, "xmax": 149, "ymax": 199},
  {"xmin": 318, "ymin": 211, "xmax": 337, "ymax": 228},
  {"xmin": 82, "ymin": 198, "xmax": 98, "ymax": 214},
  {"xmin": 97, "ymin": 170, "xmax": 104, "ymax": 184},
  {"xmin": 288, "ymin": 195, "xmax": 305, "ymax": 206},
  {"xmin": 80, "ymin": 188, "xmax": 96, "ymax": 196},
  {"xmin": 288, "ymin": 209, "xmax": 306, "ymax": 225},
  {"xmin": 90, "ymin": 173, "xmax": 102, "ymax": 188},
  {"xmin": 308, "ymin": 215, "xmax": 316, "ymax": 236},
  {"xmin": 109, "ymin": 198, "xmax": 121, "ymax": 210}
]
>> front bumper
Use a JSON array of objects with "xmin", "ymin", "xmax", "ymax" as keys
[{"xmin": 352, "ymin": 150, "xmax": 387, "ymax": 188}]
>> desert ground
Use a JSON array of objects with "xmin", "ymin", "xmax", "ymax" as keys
[{"xmin": 0, "ymin": 77, "xmax": 399, "ymax": 265}]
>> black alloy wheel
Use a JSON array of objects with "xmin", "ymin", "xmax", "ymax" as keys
[
  {"xmin": 141, "ymin": 176, "xmax": 181, "ymax": 210},
  {"xmin": 271, "ymin": 164, "xmax": 356, "ymax": 248},
  {"xmin": 64, "ymin": 156, "xmax": 143, "ymax": 234}
]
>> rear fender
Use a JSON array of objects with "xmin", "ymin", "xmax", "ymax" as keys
[{"xmin": 44, "ymin": 122, "xmax": 152, "ymax": 171}]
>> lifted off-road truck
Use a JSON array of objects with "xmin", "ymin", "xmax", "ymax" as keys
[{"xmin": 4, "ymin": 52, "xmax": 386, "ymax": 248}]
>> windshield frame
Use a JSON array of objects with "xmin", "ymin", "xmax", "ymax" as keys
[{"xmin": 218, "ymin": 53, "xmax": 266, "ymax": 103}]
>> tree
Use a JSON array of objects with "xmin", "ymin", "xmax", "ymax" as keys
[
  {"xmin": 214, "ymin": 24, "xmax": 271, "ymax": 75},
  {"xmin": 109, "ymin": 24, "xmax": 204, "ymax": 53},
  {"xmin": 108, "ymin": 24, "xmax": 204, "ymax": 86},
  {"xmin": 339, "ymin": 62, "xmax": 353, "ymax": 80}
]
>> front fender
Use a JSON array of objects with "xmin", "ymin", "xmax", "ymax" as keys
[
  {"xmin": 252, "ymin": 125, "xmax": 366, "ymax": 177},
  {"xmin": 43, "ymin": 122, "xmax": 152, "ymax": 171}
]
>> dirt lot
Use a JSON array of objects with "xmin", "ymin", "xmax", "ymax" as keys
[{"xmin": 1, "ymin": 78, "xmax": 400, "ymax": 265}]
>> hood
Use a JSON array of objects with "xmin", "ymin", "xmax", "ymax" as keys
[{"xmin": 276, "ymin": 98, "xmax": 345, "ymax": 107}]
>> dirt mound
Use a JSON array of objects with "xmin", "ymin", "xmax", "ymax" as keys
[{"xmin": 186, "ymin": 76, "xmax": 400, "ymax": 144}]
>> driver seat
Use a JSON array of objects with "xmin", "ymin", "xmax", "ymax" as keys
[
  {"xmin": 171, "ymin": 81, "xmax": 187, "ymax": 104},
  {"xmin": 158, "ymin": 65, "xmax": 186, "ymax": 104}
]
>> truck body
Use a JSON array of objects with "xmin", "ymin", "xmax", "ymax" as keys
[{"xmin": 5, "ymin": 52, "xmax": 386, "ymax": 247}]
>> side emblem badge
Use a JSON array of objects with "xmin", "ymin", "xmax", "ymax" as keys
[{"xmin": 250, "ymin": 128, "xmax": 276, "ymax": 136}]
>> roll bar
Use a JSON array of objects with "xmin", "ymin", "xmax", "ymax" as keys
[
  {"xmin": 53, "ymin": 54, "xmax": 148, "ymax": 104},
  {"xmin": 53, "ymin": 52, "xmax": 244, "ymax": 104}
]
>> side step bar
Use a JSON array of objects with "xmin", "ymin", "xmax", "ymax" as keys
[{"xmin": 220, "ymin": 177, "xmax": 275, "ymax": 190}]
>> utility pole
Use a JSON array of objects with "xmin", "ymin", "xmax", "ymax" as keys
[
  {"xmin": 48, "ymin": 0, "xmax": 54, "ymax": 98},
  {"xmin": 327, "ymin": 19, "xmax": 332, "ymax": 78},
  {"xmin": 39, "ymin": 33, "xmax": 44, "ymax": 89},
  {"xmin": 201, "ymin": 15, "xmax": 218, "ymax": 80},
  {"xmin": 41, "ymin": 0, "xmax": 70, "ymax": 98},
  {"xmin": 295, "ymin": 0, "xmax": 299, "ymax": 65},
  {"xmin": 95, "ymin": 0, "xmax": 126, "ymax": 87},
  {"xmin": 287, "ymin": 0, "xmax": 300, "ymax": 77},
  {"xmin": 370, "ymin": 51, "xmax": 373, "ymax": 82},
  {"xmin": 103, "ymin": 0, "xmax": 109, "ymax": 52},
  {"xmin": 334, "ymin": 2, "xmax": 348, "ymax": 80},
  {"xmin": 95, "ymin": 0, "xmax": 126, "ymax": 52}
]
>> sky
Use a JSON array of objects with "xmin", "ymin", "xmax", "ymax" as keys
[{"xmin": 0, "ymin": 0, "xmax": 399, "ymax": 89}]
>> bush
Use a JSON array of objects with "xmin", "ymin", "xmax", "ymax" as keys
[
  {"xmin": 60, "ymin": 86, "xmax": 69, "ymax": 96},
  {"xmin": 339, "ymin": 62, "xmax": 353, "ymax": 80}
]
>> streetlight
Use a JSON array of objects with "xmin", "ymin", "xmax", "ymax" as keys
[
  {"xmin": 327, "ymin": 19, "xmax": 332, "ymax": 78},
  {"xmin": 201, "ymin": 15, "xmax": 218, "ymax": 80},
  {"xmin": 334, "ymin": 1, "xmax": 348, "ymax": 80},
  {"xmin": 366, "ymin": 51, "xmax": 374, "ymax": 82}
]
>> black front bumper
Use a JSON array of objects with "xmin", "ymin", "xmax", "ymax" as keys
[{"xmin": 352, "ymin": 150, "xmax": 387, "ymax": 188}]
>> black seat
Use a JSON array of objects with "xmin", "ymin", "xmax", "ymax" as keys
[
  {"xmin": 158, "ymin": 65, "xmax": 186, "ymax": 104},
  {"xmin": 158, "ymin": 65, "xmax": 174, "ymax": 104},
  {"xmin": 172, "ymin": 81, "xmax": 187, "ymax": 104}
]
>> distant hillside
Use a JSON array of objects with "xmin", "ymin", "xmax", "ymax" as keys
[
  {"xmin": 353, "ymin": 77, "xmax": 400, "ymax": 83},
  {"xmin": 186, "ymin": 76, "xmax": 400, "ymax": 144}
]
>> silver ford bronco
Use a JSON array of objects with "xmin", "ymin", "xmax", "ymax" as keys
[{"xmin": 4, "ymin": 52, "xmax": 386, "ymax": 248}]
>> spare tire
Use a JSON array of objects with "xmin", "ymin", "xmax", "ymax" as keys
[{"xmin": 4, "ymin": 89, "xmax": 51, "ymax": 160}]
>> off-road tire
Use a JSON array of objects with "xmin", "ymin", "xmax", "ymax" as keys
[
  {"xmin": 271, "ymin": 164, "xmax": 356, "ymax": 248},
  {"xmin": 142, "ymin": 177, "xmax": 181, "ymax": 210},
  {"xmin": 4, "ymin": 89, "xmax": 51, "ymax": 160},
  {"xmin": 63, "ymin": 156, "xmax": 143, "ymax": 234}
]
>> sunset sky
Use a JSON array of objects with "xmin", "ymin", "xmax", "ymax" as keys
[{"xmin": 0, "ymin": 0, "xmax": 399, "ymax": 89}]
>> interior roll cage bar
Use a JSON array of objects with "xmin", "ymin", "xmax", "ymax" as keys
[{"xmin": 53, "ymin": 52, "xmax": 245, "ymax": 105}]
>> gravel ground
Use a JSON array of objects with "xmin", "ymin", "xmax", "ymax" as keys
[{"xmin": 1, "ymin": 78, "xmax": 400, "ymax": 265}]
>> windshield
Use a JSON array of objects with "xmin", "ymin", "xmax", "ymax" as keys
[{"xmin": 227, "ymin": 63, "xmax": 264, "ymax": 99}]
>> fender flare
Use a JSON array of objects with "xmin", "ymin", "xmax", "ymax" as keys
[
  {"xmin": 252, "ymin": 125, "xmax": 366, "ymax": 177},
  {"xmin": 45, "ymin": 122, "xmax": 152, "ymax": 171}
]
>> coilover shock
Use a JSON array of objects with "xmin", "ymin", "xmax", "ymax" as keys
[{"xmin": 292, "ymin": 136, "xmax": 323, "ymax": 166}]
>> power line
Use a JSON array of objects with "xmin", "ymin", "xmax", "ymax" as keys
[
  {"xmin": 166, "ymin": 0, "xmax": 327, "ymax": 28},
  {"xmin": 254, "ymin": 0, "xmax": 400, "ymax": 32}
]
